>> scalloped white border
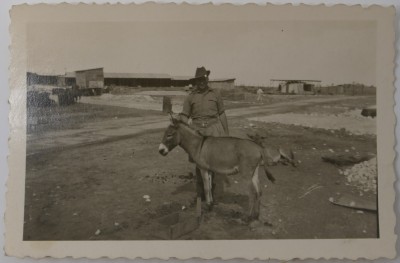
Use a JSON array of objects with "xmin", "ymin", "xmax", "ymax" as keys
[{"xmin": 4, "ymin": 2, "xmax": 397, "ymax": 260}]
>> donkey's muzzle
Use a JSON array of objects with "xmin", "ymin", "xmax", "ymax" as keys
[{"xmin": 158, "ymin": 143, "xmax": 169, "ymax": 156}]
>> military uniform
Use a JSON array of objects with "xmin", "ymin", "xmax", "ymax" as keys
[
  {"xmin": 180, "ymin": 86, "xmax": 227, "ymax": 201},
  {"xmin": 181, "ymin": 87, "xmax": 227, "ymax": 137}
]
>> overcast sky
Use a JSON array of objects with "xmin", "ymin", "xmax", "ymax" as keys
[{"xmin": 27, "ymin": 21, "xmax": 376, "ymax": 86}]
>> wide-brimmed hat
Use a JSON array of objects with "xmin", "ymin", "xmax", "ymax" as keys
[{"xmin": 190, "ymin": 67, "xmax": 210, "ymax": 82}]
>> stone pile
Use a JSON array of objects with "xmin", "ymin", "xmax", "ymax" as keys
[{"xmin": 344, "ymin": 157, "xmax": 377, "ymax": 194}]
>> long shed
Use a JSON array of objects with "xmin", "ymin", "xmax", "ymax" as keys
[
  {"xmin": 104, "ymin": 73, "xmax": 171, "ymax": 87},
  {"xmin": 208, "ymin": 78, "xmax": 236, "ymax": 90}
]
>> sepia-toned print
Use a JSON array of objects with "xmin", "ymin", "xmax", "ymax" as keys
[{"xmin": 6, "ymin": 3, "xmax": 396, "ymax": 260}]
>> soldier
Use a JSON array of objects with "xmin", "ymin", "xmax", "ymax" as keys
[{"xmin": 180, "ymin": 67, "xmax": 229, "ymax": 204}]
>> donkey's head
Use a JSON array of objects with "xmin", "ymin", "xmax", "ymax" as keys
[{"xmin": 159, "ymin": 114, "xmax": 181, "ymax": 156}]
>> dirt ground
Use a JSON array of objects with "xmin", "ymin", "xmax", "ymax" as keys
[
  {"xmin": 23, "ymin": 95, "xmax": 378, "ymax": 240},
  {"xmin": 27, "ymin": 103, "xmax": 162, "ymax": 134}
]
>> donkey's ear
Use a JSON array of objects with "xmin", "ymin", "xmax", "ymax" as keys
[{"xmin": 169, "ymin": 112, "xmax": 180, "ymax": 125}]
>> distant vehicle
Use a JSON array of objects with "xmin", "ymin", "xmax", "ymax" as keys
[
  {"xmin": 361, "ymin": 105, "xmax": 376, "ymax": 118},
  {"xmin": 27, "ymin": 90, "xmax": 55, "ymax": 107},
  {"xmin": 52, "ymin": 88, "xmax": 77, "ymax": 106}
]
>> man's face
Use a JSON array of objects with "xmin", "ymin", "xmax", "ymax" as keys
[{"xmin": 195, "ymin": 77, "xmax": 208, "ymax": 91}]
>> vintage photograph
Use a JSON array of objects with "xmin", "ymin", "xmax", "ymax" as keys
[
  {"xmin": 24, "ymin": 19, "xmax": 379, "ymax": 240},
  {"xmin": 6, "ymin": 3, "xmax": 396, "ymax": 260}
]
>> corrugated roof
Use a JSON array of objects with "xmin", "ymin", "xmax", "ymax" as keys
[
  {"xmin": 75, "ymin": 67, "xmax": 104, "ymax": 73},
  {"xmin": 171, "ymin": 77, "xmax": 236, "ymax": 82},
  {"xmin": 64, "ymin": 72, "xmax": 76, "ymax": 78},
  {"xmin": 209, "ymin": 78, "xmax": 236, "ymax": 82},
  {"xmin": 59, "ymin": 71, "xmax": 235, "ymax": 81},
  {"xmin": 271, "ymin": 79, "xmax": 321, "ymax": 83},
  {"xmin": 105, "ymin": 73, "xmax": 171, "ymax": 79}
]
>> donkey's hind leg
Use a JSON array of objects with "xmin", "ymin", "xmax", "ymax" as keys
[
  {"xmin": 200, "ymin": 169, "xmax": 213, "ymax": 208},
  {"xmin": 248, "ymin": 166, "xmax": 261, "ymax": 220}
]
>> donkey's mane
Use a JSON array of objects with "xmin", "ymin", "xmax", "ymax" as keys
[
  {"xmin": 174, "ymin": 119, "xmax": 203, "ymax": 137},
  {"xmin": 174, "ymin": 119, "xmax": 264, "ymax": 146}
]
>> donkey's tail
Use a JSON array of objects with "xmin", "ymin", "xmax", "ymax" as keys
[
  {"xmin": 260, "ymin": 150, "xmax": 276, "ymax": 183},
  {"xmin": 279, "ymin": 148, "xmax": 297, "ymax": 167}
]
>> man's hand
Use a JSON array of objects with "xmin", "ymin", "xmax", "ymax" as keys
[{"xmin": 180, "ymin": 114, "xmax": 189, "ymax": 124}]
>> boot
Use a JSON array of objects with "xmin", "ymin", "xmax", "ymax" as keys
[
  {"xmin": 210, "ymin": 172, "xmax": 219, "ymax": 205},
  {"xmin": 195, "ymin": 167, "xmax": 206, "ymax": 201}
]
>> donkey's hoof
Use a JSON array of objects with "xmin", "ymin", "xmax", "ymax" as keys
[
  {"xmin": 241, "ymin": 216, "xmax": 252, "ymax": 225},
  {"xmin": 249, "ymin": 220, "xmax": 263, "ymax": 229},
  {"xmin": 206, "ymin": 203, "xmax": 214, "ymax": 211},
  {"xmin": 263, "ymin": 220, "xmax": 273, "ymax": 227},
  {"xmin": 247, "ymin": 214, "xmax": 260, "ymax": 222}
]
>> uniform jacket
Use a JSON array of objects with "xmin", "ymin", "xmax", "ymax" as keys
[{"xmin": 181, "ymin": 87, "xmax": 225, "ymax": 121}]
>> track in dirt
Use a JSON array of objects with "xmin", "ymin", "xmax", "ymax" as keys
[{"xmin": 23, "ymin": 96, "xmax": 377, "ymax": 240}]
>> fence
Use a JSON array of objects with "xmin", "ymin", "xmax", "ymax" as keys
[{"xmin": 315, "ymin": 85, "xmax": 376, "ymax": 96}]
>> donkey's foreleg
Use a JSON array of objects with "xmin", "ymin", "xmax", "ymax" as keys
[
  {"xmin": 200, "ymin": 169, "xmax": 213, "ymax": 208},
  {"xmin": 248, "ymin": 166, "xmax": 262, "ymax": 220},
  {"xmin": 252, "ymin": 167, "xmax": 261, "ymax": 219}
]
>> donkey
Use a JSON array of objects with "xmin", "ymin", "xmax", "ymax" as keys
[{"xmin": 158, "ymin": 115, "xmax": 296, "ymax": 220}]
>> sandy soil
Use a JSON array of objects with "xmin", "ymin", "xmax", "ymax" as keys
[
  {"xmin": 81, "ymin": 93, "xmax": 184, "ymax": 113},
  {"xmin": 248, "ymin": 97, "xmax": 376, "ymax": 135},
  {"xmin": 134, "ymin": 90, "xmax": 188, "ymax": 96},
  {"xmin": 80, "ymin": 92, "xmax": 358, "ymax": 113},
  {"xmin": 249, "ymin": 111, "xmax": 376, "ymax": 135},
  {"xmin": 27, "ymin": 103, "xmax": 162, "ymax": 134},
  {"xmin": 23, "ymin": 95, "xmax": 378, "ymax": 240}
]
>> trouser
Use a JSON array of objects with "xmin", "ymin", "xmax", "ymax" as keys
[
  {"xmin": 190, "ymin": 120, "xmax": 227, "ymax": 201},
  {"xmin": 196, "ymin": 167, "xmax": 217, "ymax": 201}
]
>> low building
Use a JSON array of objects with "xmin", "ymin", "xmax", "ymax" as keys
[
  {"xmin": 315, "ymin": 84, "xmax": 376, "ymax": 95},
  {"xmin": 75, "ymin": 67, "xmax": 104, "ymax": 89},
  {"xmin": 28, "ymin": 69, "xmax": 236, "ymax": 91},
  {"xmin": 208, "ymin": 78, "xmax": 236, "ymax": 90},
  {"xmin": 281, "ymin": 82, "xmax": 304, "ymax": 94},
  {"xmin": 57, "ymin": 72, "xmax": 76, "ymax": 86},
  {"xmin": 104, "ymin": 73, "xmax": 172, "ymax": 87},
  {"xmin": 171, "ymin": 76, "xmax": 191, "ymax": 87},
  {"xmin": 170, "ymin": 77, "xmax": 236, "ymax": 89},
  {"xmin": 272, "ymin": 79, "xmax": 322, "ymax": 94},
  {"xmin": 27, "ymin": 72, "xmax": 59, "ymax": 86}
]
